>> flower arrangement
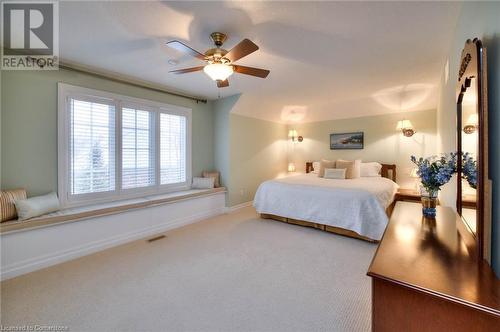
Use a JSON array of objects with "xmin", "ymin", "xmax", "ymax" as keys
[
  {"xmin": 411, "ymin": 154, "xmax": 457, "ymax": 196},
  {"xmin": 461, "ymin": 152, "xmax": 477, "ymax": 189},
  {"xmin": 410, "ymin": 152, "xmax": 477, "ymax": 217}
]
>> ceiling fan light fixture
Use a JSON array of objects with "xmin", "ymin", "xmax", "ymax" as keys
[
  {"xmin": 166, "ymin": 33, "xmax": 268, "ymax": 89},
  {"xmin": 203, "ymin": 63, "xmax": 234, "ymax": 81}
]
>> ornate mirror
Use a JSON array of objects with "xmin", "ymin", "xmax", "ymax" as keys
[{"xmin": 456, "ymin": 38, "xmax": 490, "ymax": 262}]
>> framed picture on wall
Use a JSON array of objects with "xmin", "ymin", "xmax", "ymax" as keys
[{"xmin": 330, "ymin": 132, "xmax": 364, "ymax": 150}]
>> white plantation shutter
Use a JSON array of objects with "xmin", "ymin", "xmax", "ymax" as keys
[
  {"xmin": 160, "ymin": 113, "xmax": 187, "ymax": 185},
  {"xmin": 70, "ymin": 98, "xmax": 116, "ymax": 195},
  {"xmin": 121, "ymin": 107, "xmax": 155, "ymax": 189},
  {"xmin": 59, "ymin": 84, "xmax": 191, "ymax": 206}
]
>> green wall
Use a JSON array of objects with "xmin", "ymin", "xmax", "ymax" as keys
[
  {"xmin": 229, "ymin": 114, "xmax": 287, "ymax": 206},
  {"xmin": 436, "ymin": 1, "xmax": 500, "ymax": 275},
  {"xmin": 213, "ymin": 95, "xmax": 237, "ymax": 190},
  {"xmin": 1, "ymin": 69, "xmax": 215, "ymax": 196},
  {"xmin": 213, "ymin": 95, "xmax": 288, "ymax": 207}
]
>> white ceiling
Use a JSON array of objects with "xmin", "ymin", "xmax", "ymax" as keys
[{"xmin": 60, "ymin": 1, "xmax": 461, "ymax": 123}]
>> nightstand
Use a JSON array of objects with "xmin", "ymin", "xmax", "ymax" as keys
[
  {"xmin": 395, "ymin": 188, "xmax": 441, "ymax": 205},
  {"xmin": 395, "ymin": 188, "xmax": 422, "ymax": 203}
]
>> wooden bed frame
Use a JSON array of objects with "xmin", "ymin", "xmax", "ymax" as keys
[{"xmin": 261, "ymin": 162, "xmax": 397, "ymax": 243}]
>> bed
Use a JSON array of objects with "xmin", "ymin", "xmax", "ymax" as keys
[{"xmin": 253, "ymin": 162, "xmax": 398, "ymax": 242}]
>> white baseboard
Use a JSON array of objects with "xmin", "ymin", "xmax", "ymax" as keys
[
  {"xmin": 1, "ymin": 194, "xmax": 225, "ymax": 281},
  {"xmin": 224, "ymin": 201, "xmax": 253, "ymax": 214}
]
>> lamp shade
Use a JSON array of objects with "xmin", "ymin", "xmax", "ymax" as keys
[
  {"xmin": 410, "ymin": 168, "xmax": 419, "ymax": 178},
  {"xmin": 396, "ymin": 119, "xmax": 413, "ymax": 130},
  {"xmin": 465, "ymin": 113, "xmax": 478, "ymax": 126},
  {"xmin": 288, "ymin": 163, "xmax": 296, "ymax": 172},
  {"xmin": 203, "ymin": 63, "xmax": 234, "ymax": 81},
  {"xmin": 463, "ymin": 113, "xmax": 478, "ymax": 134},
  {"xmin": 288, "ymin": 129, "xmax": 298, "ymax": 138}
]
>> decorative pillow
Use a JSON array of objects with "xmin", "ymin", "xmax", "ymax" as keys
[
  {"xmin": 311, "ymin": 161, "xmax": 320, "ymax": 174},
  {"xmin": 361, "ymin": 162, "xmax": 382, "ymax": 177},
  {"xmin": 0, "ymin": 188, "xmax": 27, "ymax": 222},
  {"xmin": 318, "ymin": 159, "xmax": 336, "ymax": 177},
  {"xmin": 14, "ymin": 192, "xmax": 60, "ymax": 221},
  {"xmin": 202, "ymin": 171, "xmax": 220, "ymax": 187},
  {"xmin": 192, "ymin": 177, "xmax": 215, "ymax": 189},
  {"xmin": 353, "ymin": 159, "xmax": 361, "ymax": 178},
  {"xmin": 336, "ymin": 159, "xmax": 361, "ymax": 179},
  {"xmin": 324, "ymin": 168, "xmax": 346, "ymax": 179}
]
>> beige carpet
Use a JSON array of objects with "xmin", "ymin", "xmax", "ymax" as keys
[{"xmin": 1, "ymin": 207, "xmax": 376, "ymax": 332}]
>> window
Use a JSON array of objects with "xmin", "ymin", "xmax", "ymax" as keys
[
  {"xmin": 70, "ymin": 98, "xmax": 116, "ymax": 195},
  {"xmin": 58, "ymin": 84, "xmax": 192, "ymax": 207},
  {"xmin": 160, "ymin": 113, "xmax": 187, "ymax": 185},
  {"xmin": 121, "ymin": 107, "xmax": 155, "ymax": 189}
]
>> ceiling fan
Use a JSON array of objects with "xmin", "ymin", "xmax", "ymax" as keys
[{"xmin": 166, "ymin": 32, "xmax": 270, "ymax": 88}]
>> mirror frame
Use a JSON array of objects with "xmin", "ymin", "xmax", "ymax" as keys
[{"xmin": 456, "ymin": 38, "xmax": 490, "ymax": 262}]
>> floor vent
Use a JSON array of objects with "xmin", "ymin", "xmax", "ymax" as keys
[{"xmin": 147, "ymin": 235, "xmax": 166, "ymax": 243}]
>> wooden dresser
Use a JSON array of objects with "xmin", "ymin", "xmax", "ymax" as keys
[{"xmin": 367, "ymin": 202, "xmax": 500, "ymax": 331}]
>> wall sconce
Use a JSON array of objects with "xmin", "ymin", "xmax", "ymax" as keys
[
  {"xmin": 288, "ymin": 129, "xmax": 303, "ymax": 142},
  {"xmin": 396, "ymin": 119, "xmax": 415, "ymax": 137},
  {"xmin": 463, "ymin": 113, "xmax": 478, "ymax": 134},
  {"xmin": 288, "ymin": 163, "xmax": 296, "ymax": 172}
]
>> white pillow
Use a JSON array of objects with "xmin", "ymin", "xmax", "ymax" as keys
[
  {"xmin": 192, "ymin": 177, "xmax": 215, "ymax": 189},
  {"xmin": 361, "ymin": 162, "xmax": 383, "ymax": 177},
  {"xmin": 14, "ymin": 192, "xmax": 60, "ymax": 220},
  {"xmin": 311, "ymin": 161, "xmax": 320, "ymax": 174},
  {"xmin": 323, "ymin": 168, "xmax": 346, "ymax": 179}
]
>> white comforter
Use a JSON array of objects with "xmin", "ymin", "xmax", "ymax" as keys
[{"xmin": 253, "ymin": 173, "xmax": 399, "ymax": 240}]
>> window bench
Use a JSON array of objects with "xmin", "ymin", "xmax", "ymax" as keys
[
  {"xmin": 1, "ymin": 188, "xmax": 226, "ymax": 280},
  {"xmin": 1, "ymin": 187, "xmax": 226, "ymax": 234}
]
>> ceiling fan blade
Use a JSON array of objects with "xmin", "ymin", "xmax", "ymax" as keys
[
  {"xmin": 169, "ymin": 66, "xmax": 205, "ymax": 74},
  {"xmin": 224, "ymin": 39, "xmax": 259, "ymax": 63},
  {"xmin": 217, "ymin": 79, "xmax": 229, "ymax": 88},
  {"xmin": 166, "ymin": 40, "xmax": 206, "ymax": 60},
  {"xmin": 233, "ymin": 65, "xmax": 270, "ymax": 78}
]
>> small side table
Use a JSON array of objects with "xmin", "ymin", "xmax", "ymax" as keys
[{"xmin": 395, "ymin": 188, "xmax": 422, "ymax": 203}]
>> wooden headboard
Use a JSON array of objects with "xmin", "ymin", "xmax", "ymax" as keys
[
  {"xmin": 305, "ymin": 162, "xmax": 314, "ymax": 174},
  {"xmin": 381, "ymin": 164, "xmax": 397, "ymax": 182},
  {"xmin": 306, "ymin": 162, "xmax": 397, "ymax": 182}
]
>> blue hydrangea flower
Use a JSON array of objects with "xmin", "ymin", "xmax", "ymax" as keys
[
  {"xmin": 410, "ymin": 152, "xmax": 477, "ymax": 193},
  {"xmin": 462, "ymin": 152, "xmax": 477, "ymax": 189},
  {"xmin": 410, "ymin": 153, "xmax": 457, "ymax": 194}
]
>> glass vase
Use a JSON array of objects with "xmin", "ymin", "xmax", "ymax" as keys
[{"xmin": 421, "ymin": 189, "xmax": 438, "ymax": 218}]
